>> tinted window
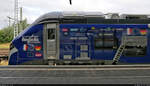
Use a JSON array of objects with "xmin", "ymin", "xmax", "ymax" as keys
[
  {"xmin": 94, "ymin": 32, "xmax": 118, "ymax": 49},
  {"xmin": 48, "ymin": 29, "xmax": 55, "ymax": 40}
]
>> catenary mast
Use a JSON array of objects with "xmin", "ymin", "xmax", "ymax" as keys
[{"xmin": 14, "ymin": 0, "xmax": 19, "ymax": 38}]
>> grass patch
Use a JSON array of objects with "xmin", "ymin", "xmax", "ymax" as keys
[{"xmin": 0, "ymin": 43, "xmax": 10, "ymax": 49}]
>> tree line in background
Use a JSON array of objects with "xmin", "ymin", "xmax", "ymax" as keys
[{"xmin": 0, "ymin": 19, "xmax": 30, "ymax": 43}]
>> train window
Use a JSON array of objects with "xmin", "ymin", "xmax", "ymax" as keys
[
  {"xmin": 94, "ymin": 32, "xmax": 118, "ymax": 50},
  {"xmin": 103, "ymin": 39, "xmax": 114, "ymax": 48},
  {"xmin": 123, "ymin": 46, "xmax": 147, "ymax": 57},
  {"xmin": 122, "ymin": 36, "xmax": 147, "ymax": 57},
  {"xmin": 48, "ymin": 29, "xmax": 55, "ymax": 40}
]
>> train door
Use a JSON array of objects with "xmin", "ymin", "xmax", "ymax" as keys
[{"xmin": 44, "ymin": 23, "xmax": 59, "ymax": 61}]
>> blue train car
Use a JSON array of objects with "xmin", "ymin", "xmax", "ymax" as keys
[{"xmin": 8, "ymin": 12, "xmax": 150, "ymax": 65}]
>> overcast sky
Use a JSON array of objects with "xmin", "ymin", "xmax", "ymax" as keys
[{"xmin": 1, "ymin": 0, "xmax": 150, "ymax": 29}]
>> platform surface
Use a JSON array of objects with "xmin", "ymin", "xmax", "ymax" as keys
[{"xmin": 0, "ymin": 65, "xmax": 150, "ymax": 84}]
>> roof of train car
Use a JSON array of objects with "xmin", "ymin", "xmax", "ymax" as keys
[
  {"xmin": 33, "ymin": 11, "xmax": 105, "ymax": 24},
  {"xmin": 12, "ymin": 11, "xmax": 150, "ymax": 44},
  {"xmin": 34, "ymin": 11, "xmax": 150, "ymax": 24}
]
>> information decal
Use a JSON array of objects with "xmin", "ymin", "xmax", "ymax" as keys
[{"xmin": 22, "ymin": 35, "xmax": 40, "ymax": 43}]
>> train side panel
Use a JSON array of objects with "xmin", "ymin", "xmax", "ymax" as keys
[
  {"xmin": 59, "ymin": 24, "xmax": 150, "ymax": 64},
  {"xmin": 9, "ymin": 24, "xmax": 44, "ymax": 65},
  {"xmin": 9, "ymin": 23, "xmax": 150, "ymax": 65}
]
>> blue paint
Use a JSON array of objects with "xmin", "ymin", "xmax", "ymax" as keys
[
  {"xmin": 8, "ymin": 52, "xmax": 18, "ymax": 65},
  {"xmin": 9, "ymin": 23, "xmax": 150, "ymax": 65},
  {"xmin": 9, "ymin": 24, "xmax": 44, "ymax": 65},
  {"xmin": 60, "ymin": 24, "xmax": 150, "ymax": 63}
]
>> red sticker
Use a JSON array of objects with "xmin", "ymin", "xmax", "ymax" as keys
[
  {"xmin": 35, "ymin": 53, "xmax": 42, "ymax": 57},
  {"xmin": 62, "ymin": 28, "xmax": 68, "ymax": 32}
]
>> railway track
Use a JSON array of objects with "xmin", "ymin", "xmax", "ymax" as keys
[{"xmin": 0, "ymin": 49, "xmax": 9, "ymax": 59}]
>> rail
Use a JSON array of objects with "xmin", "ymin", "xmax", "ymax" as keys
[{"xmin": 0, "ymin": 49, "xmax": 9, "ymax": 59}]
